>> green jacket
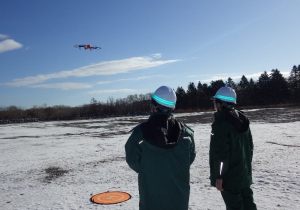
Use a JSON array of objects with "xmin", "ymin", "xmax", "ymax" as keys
[
  {"xmin": 209, "ymin": 109, "xmax": 254, "ymax": 191},
  {"xmin": 125, "ymin": 113, "xmax": 195, "ymax": 210}
]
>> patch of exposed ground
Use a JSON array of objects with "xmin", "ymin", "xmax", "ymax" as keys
[
  {"xmin": 244, "ymin": 107, "xmax": 300, "ymax": 123},
  {"xmin": 83, "ymin": 156, "xmax": 126, "ymax": 168},
  {"xmin": 91, "ymin": 130, "xmax": 129, "ymax": 138},
  {"xmin": 1, "ymin": 135, "xmax": 40, "ymax": 140},
  {"xmin": 177, "ymin": 107, "xmax": 300, "ymax": 124},
  {"xmin": 266, "ymin": 141, "xmax": 300, "ymax": 148},
  {"xmin": 177, "ymin": 113, "xmax": 213, "ymax": 124},
  {"xmin": 43, "ymin": 167, "xmax": 69, "ymax": 183}
]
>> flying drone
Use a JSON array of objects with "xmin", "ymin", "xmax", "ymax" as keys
[{"xmin": 74, "ymin": 44, "xmax": 101, "ymax": 50}]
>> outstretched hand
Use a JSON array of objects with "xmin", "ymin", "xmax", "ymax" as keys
[{"xmin": 216, "ymin": 178, "xmax": 223, "ymax": 191}]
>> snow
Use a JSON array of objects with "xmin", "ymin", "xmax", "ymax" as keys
[{"xmin": 0, "ymin": 108, "xmax": 300, "ymax": 210}]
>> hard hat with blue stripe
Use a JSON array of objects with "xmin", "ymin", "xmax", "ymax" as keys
[
  {"xmin": 213, "ymin": 86, "xmax": 237, "ymax": 104},
  {"xmin": 151, "ymin": 86, "xmax": 177, "ymax": 109}
]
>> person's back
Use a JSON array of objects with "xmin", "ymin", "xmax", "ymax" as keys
[
  {"xmin": 210, "ymin": 108, "xmax": 253, "ymax": 190},
  {"xmin": 125, "ymin": 86, "xmax": 196, "ymax": 210},
  {"xmin": 209, "ymin": 86, "xmax": 257, "ymax": 210}
]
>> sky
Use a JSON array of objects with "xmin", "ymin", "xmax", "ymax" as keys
[{"xmin": 1, "ymin": 0, "xmax": 300, "ymax": 108}]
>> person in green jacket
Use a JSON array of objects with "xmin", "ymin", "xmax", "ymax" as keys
[
  {"xmin": 125, "ymin": 86, "xmax": 196, "ymax": 210},
  {"xmin": 209, "ymin": 86, "xmax": 257, "ymax": 210}
]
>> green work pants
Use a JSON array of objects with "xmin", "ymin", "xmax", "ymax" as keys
[{"xmin": 221, "ymin": 187, "xmax": 257, "ymax": 210}]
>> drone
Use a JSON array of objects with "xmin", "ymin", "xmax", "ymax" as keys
[{"xmin": 74, "ymin": 44, "xmax": 101, "ymax": 50}]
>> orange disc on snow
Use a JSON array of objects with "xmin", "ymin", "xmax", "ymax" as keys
[{"xmin": 90, "ymin": 191, "xmax": 131, "ymax": 205}]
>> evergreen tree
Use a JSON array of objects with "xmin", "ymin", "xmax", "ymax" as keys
[
  {"xmin": 202, "ymin": 83, "xmax": 209, "ymax": 96},
  {"xmin": 258, "ymin": 71, "xmax": 270, "ymax": 84},
  {"xmin": 209, "ymin": 80, "xmax": 225, "ymax": 97},
  {"xmin": 237, "ymin": 75, "xmax": 253, "ymax": 105},
  {"xmin": 176, "ymin": 87, "xmax": 186, "ymax": 109},
  {"xmin": 288, "ymin": 66, "xmax": 298, "ymax": 88},
  {"xmin": 288, "ymin": 65, "xmax": 300, "ymax": 102},
  {"xmin": 270, "ymin": 69, "xmax": 289, "ymax": 103},
  {"xmin": 226, "ymin": 77, "xmax": 236, "ymax": 89},
  {"xmin": 238, "ymin": 75, "xmax": 250, "ymax": 90},
  {"xmin": 257, "ymin": 71, "xmax": 272, "ymax": 104},
  {"xmin": 187, "ymin": 82, "xmax": 198, "ymax": 108},
  {"xmin": 197, "ymin": 81, "xmax": 210, "ymax": 108},
  {"xmin": 187, "ymin": 82, "xmax": 197, "ymax": 95},
  {"xmin": 247, "ymin": 78, "xmax": 257, "ymax": 105},
  {"xmin": 197, "ymin": 81, "xmax": 203, "ymax": 92}
]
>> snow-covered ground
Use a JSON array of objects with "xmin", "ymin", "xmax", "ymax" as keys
[{"xmin": 0, "ymin": 108, "xmax": 299, "ymax": 210}]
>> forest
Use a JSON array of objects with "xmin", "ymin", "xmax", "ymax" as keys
[{"xmin": 1, "ymin": 65, "xmax": 299, "ymax": 123}]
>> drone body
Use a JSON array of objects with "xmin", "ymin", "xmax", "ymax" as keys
[{"xmin": 74, "ymin": 44, "xmax": 101, "ymax": 50}]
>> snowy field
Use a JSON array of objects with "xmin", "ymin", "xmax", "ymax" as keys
[{"xmin": 0, "ymin": 107, "xmax": 300, "ymax": 210}]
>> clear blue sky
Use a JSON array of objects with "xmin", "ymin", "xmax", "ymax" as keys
[{"xmin": 1, "ymin": 0, "xmax": 299, "ymax": 108}]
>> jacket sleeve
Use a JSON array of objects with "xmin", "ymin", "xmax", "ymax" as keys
[
  {"xmin": 182, "ymin": 124, "xmax": 196, "ymax": 165},
  {"xmin": 125, "ymin": 127, "xmax": 143, "ymax": 173},
  {"xmin": 211, "ymin": 122, "xmax": 230, "ymax": 178},
  {"xmin": 249, "ymin": 129, "xmax": 254, "ymax": 162},
  {"xmin": 247, "ymin": 128, "xmax": 254, "ymax": 177}
]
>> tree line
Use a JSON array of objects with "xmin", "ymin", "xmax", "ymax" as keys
[
  {"xmin": 0, "ymin": 65, "xmax": 299, "ymax": 123},
  {"xmin": 176, "ymin": 65, "xmax": 300, "ymax": 109}
]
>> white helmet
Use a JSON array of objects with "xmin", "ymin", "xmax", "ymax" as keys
[
  {"xmin": 213, "ymin": 86, "xmax": 237, "ymax": 104},
  {"xmin": 151, "ymin": 86, "xmax": 177, "ymax": 109}
]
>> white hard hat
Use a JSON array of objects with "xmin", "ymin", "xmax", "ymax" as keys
[
  {"xmin": 151, "ymin": 86, "xmax": 177, "ymax": 109},
  {"xmin": 213, "ymin": 86, "xmax": 237, "ymax": 104}
]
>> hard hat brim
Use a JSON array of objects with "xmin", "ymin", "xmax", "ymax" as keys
[
  {"xmin": 151, "ymin": 94, "xmax": 176, "ymax": 109},
  {"xmin": 213, "ymin": 95, "xmax": 236, "ymax": 104}
]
